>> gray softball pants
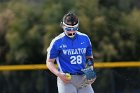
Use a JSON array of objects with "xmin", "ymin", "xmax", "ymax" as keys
[{"xmin": 57, "ymin": 75, "xmax": 94, "ymax": 93}]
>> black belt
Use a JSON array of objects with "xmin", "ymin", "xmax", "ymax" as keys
[{"xmin": 69, "ymin": 72, "xmax": 83, "ymax": 75}]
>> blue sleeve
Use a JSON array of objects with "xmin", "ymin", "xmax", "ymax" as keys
[
  {"xmin": 47, "ymin": 40, "xmax": 59, "ymax": 59},
  {"xmin": 86, "ymin": 36, "xmax": 93, "ymax": 56}
]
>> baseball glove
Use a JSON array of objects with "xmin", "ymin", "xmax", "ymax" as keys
[{"xmin": 80, "ymin": 66, "xmax": 96, "ymax": 88}]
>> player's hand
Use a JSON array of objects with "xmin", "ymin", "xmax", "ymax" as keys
[
  {"xmin": 57, "ymin": 72, "xmax": 71, "ymax": 84},
  {"xmin": 81, "ymin": 66, "xmax": 96, "ymax": 84}
]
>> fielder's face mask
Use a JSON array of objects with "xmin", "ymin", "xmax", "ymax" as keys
[{"xmin": 62, "ymin": 12, "xmax": 79, "ymax": 38}]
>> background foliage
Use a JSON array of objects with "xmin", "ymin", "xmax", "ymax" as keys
[{"xmin": 0, "ymin": 0, "xmax": 140, "ymax": 93}]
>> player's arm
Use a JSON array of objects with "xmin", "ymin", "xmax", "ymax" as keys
[
  {"xmin": 46, "ymin": 58, "xmax": 60, "ymax": 76},
  {"xmin": 86, "ymin": 56, "xmax": 94, "ymax": 67},
  {"xmin": 46, "ymin": 40, "xmax": 60, "ymax": 77},
  {"xmin": 86, "ymin": 35, "xmax": 94, "ymax": 67},
  {"xmin": 46, "ymin": 58, "xmax": 70, "ymax": 83}
]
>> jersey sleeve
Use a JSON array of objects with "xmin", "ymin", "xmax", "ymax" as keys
[
  {"xmin": 47, "ymin": 39, "xmax": 59, "ymax": 59},
  {"xmin": 86, "ymin": 36, "xmax": 93, "ymax": 56}
]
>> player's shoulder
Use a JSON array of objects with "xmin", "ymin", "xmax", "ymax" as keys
[
  {"xmin": 51, "ymin": 33, "xmax": 65, "ymax": 43},
  {"xmin": 77, "ymin": 31, "xmax": 89, "ymax": 38}
]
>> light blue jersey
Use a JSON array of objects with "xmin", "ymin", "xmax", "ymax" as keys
[{"xmin": 47, "ymin": 31, "xmax": 93, "ymax": 74}]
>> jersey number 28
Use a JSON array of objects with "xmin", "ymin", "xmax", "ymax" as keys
[{"xmin": 70, "ymin": 55, "xmax": 82, "ymax": 64}]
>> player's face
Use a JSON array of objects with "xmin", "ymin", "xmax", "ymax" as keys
[{"xmin": 63, "ymin": 26, "xmax": 78, "ymax": 38}]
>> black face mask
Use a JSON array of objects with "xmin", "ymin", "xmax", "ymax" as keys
[{"xmin": 68, "ymin": 33, "xmax": 75, "ymax": 36}]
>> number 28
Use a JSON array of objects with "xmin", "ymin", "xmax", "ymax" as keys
[{"xmin": 70, "ymin": 55, "xmax": 82, "ymax": 64}]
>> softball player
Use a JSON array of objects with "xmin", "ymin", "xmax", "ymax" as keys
[{"xmin": 46, "ymin": 11, "xmax": 95, "ymax": 93}]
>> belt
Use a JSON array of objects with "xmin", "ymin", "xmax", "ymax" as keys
[{"xmin": 68, "ymin": 72, "xmax": 84, "ymax": 75}]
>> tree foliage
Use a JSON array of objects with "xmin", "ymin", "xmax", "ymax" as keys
[{"xmin": 0, "ymin": 0, "xmax": 140, "ymax": 93}]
